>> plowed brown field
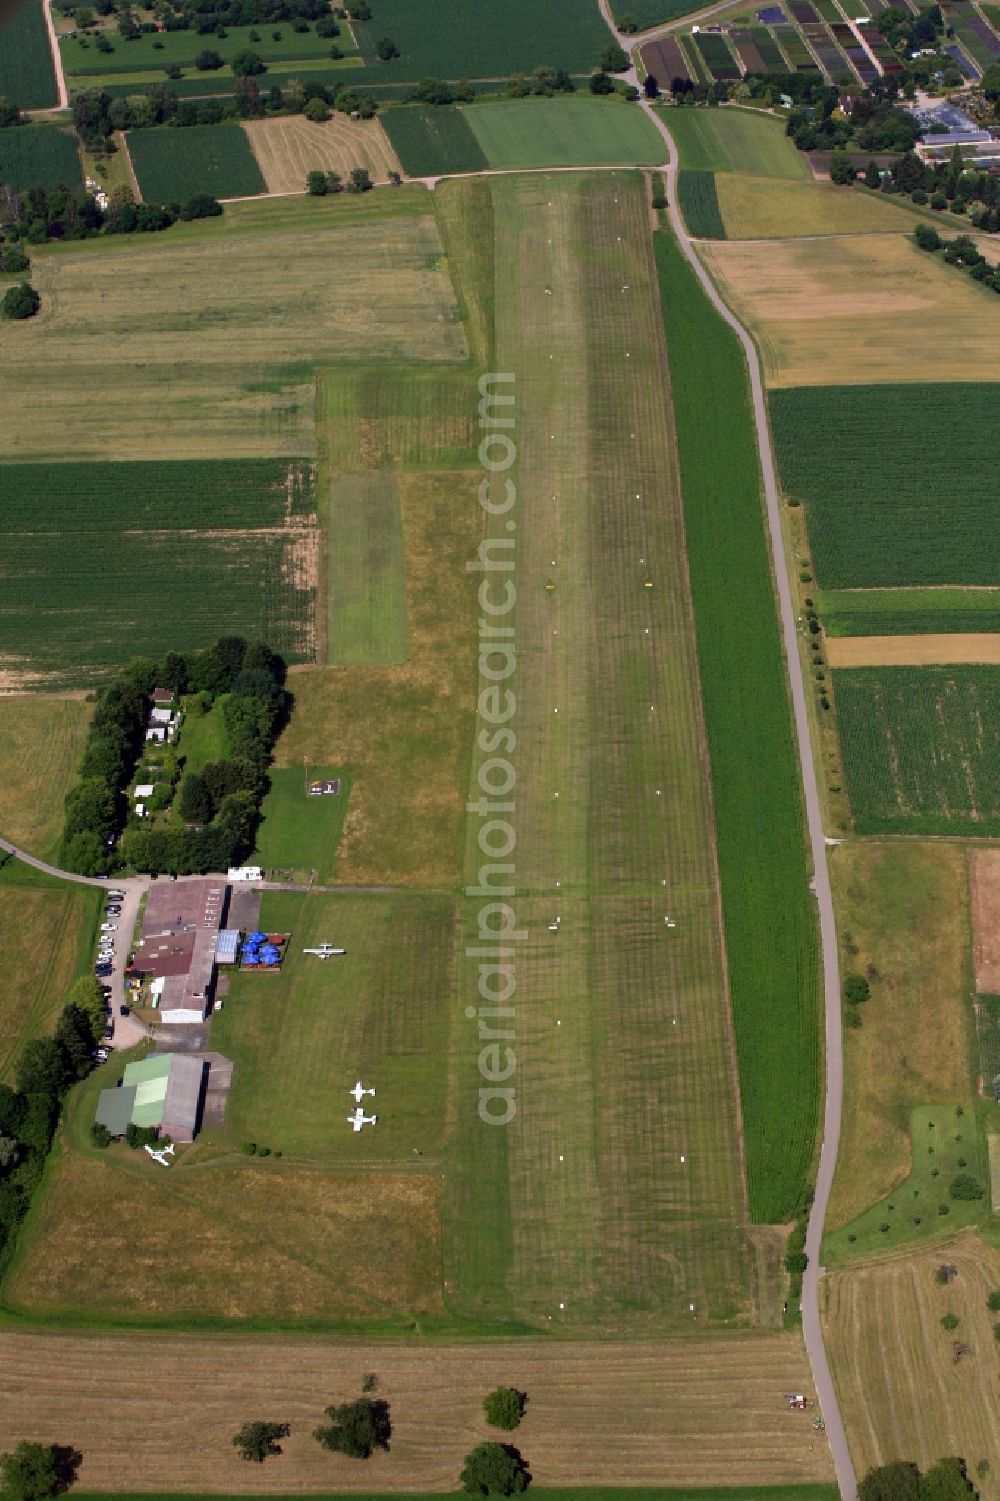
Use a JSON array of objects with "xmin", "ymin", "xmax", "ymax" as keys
[{"xmin": 0, "ymin": 1330, "xmax": 833, "ymax": 1491}]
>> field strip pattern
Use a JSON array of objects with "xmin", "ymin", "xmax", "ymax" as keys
[
  {"xmin": 0, "ymin": 1330, "xmax": 831, "ymax": 1490},
  {"xmin": 447, "ymin": 173, "xmax": 749, "ymax": 1331},
  {"xmin": 242, "ymin": 116, "xmax": 402, "ymax": 193},
  {"xmin": 826, "ymin": 633, "xmax": 1000, "ymax": 666}
]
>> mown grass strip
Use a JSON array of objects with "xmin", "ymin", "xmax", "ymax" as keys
[
  {"xmin": 654, "ymin": 227, "xmax": 819, "ymax": 1223},
  {"xmin": 819, "ymin": 586, "xmax": 1000, "ymax": 637},
  {"xmin": 678, "ymin": 170, "xmax": 727, "ymax": 238}
]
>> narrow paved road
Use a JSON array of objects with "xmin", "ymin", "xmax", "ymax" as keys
[{"xmin": 640, "ymin": 101, "xmax": 855, "ymax": 1501}]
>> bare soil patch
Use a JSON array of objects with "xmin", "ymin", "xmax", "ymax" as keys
[
  {"xmin": 970, "ymin": 847, "xmax": 1000, "ymax": 993},
  {"xmin": 827, "ymin": 633, "xmax": 1000, "ymax": 667}
]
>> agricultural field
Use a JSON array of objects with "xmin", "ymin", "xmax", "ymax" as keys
[
  {"xmin": 825, "ymin": 841, "xmax": 973, "ymax": 1232},
  {"xmin": 629, "ymin": 0, "xmax": 715, "ymax": 23},
  {"xmin": 59, "ymin": 19, "xmax": 350, "ymax": 77},
  {"xmin": 0, "ymin": 460, "xmax": 318, "ymax": 685},
  {"xmin": 661, "ymin": 107, "xmax": 812, "ymax": 179},
  {"xmin": 464, "ymin": 98, "xmax": 667, "ymax": 168},
  {"xmin": 693, "ymin": 31, "xmax": 742, "ymax": 78},
  {"xmin": 251, "ymin": 765, "xmax": 350, "ymax": 879},
  {"xmin": 0, "ymin": 127, "xmax": 82, "ymax": 194},
  {"xmin": 381, "ymin": 106, "xmax": 487, "ymax": 177},
  {"xmin": 127, "ymin": 124, "xmax": 266, "ymax": 202},
  {"xmin": 211, "ymin": 892, "xmax": 453, "ymax": 1163},
  {"xmin": 826, "ymin": 634, "xmax": 1000, "ymax": 666},
  {"xmin": 655, "ymin": 228, "xmax": 819, "ymax": 1225},
  {"xmin": 699, "ymin": 234, "xmax": 1000, "ymax": 386},
  {"xmin": 714, "ymin": 176, "xmax": 924, "ymax": 238},
  {"xmin": 0, "ymin": 0, "xmax": 58, "ymax": 107},
  {"xmin": 327, "ymin": 473, "xmax": 409, "ymax": 666},
  {"xmin": 824, "ymin": 1235, "xmax": 1000, "ymax": 1496},
  {"xmin": 772, "ymin": 385, "xmax": 1000, "ymax": 587},
  {"xmin": 0, "ymin": 1328, "xmax": 833, "ymax": 1491},
  {"xmin": 242, "ymin": 115, "xmax": 401, "ymax": 193},
  {"xmin": 818, "ymin": 587, "xmax": 1000, "ymax": 638},
  {"xmin": 0, "ymin": 697, "xmax": 90, "ymax": 856},
  {"xmin": 0, "ymin": 191, "xmax": 467, "ymax": 461},
  {"xmin": 0, "ymin": 864, "xmax": 100, "ymax": 1085},
  {"xmin": 678, "ymin": 170, "xmax": 727, "ymax": 238},
  {"xmin": 835, "ymin": 666, "xmax": 1000, "ymax": 835},
  {"xmin": 640, "ymin": 34, "xmax": 693, "ymax": 86},
  {"xmin": 351, "ymin": 0, "xmax": 614, "ymax": 78}
]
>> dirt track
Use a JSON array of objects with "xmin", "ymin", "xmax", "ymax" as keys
[{"xmin": 0, "ymin": 1330, "xmax": 832, "ymax": 1492}]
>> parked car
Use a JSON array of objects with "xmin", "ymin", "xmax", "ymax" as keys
[
  {"xmin": 119, "ymin": 1005, "xmax": 130, "ymax": 1018},
  {"xmin": 105, "ymin": 905, "xmax": 122, "ymax": 915},
  {"xmin": 107, "ymin": 890, "xmax": 125, "ymax": 900},
  {"xmin": 95, "ymin": 1048, "xmax": 109, "ymax": 1062},
  {"xmin": 100, "ymin": 923, "xmax": 117, "ymax": 933},
  {"xmin": 95, "ymin": 965, "xmax": 113, "ymax": 976}
]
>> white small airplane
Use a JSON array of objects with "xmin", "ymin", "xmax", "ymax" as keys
[
  {"xmin": 350, "ymin": 1080, "xmax": 375, "ymax": 1104},
  {"xmin": 303, "ymin": 942, "xmax": 346, "ymax": 959},
  {"xmin": 347, "ymin": 1107, "xmax": 377, "ymax": 1132},
  {"xmin": 144, "ymin": 1144, "xmax": 172, "ymax": 1168}
]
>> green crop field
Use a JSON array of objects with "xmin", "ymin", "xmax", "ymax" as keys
[
  {"xmin": 60, "ymin": 20, "xmax": 349, "ymax": 77},
  {"xmin": 1, "ymin": 192, "xmax": 467, "ymax": 461},
  {"xmin": 381, "ymin": 106, "xmax": 487, "ymax": 177},
  {"xmin": 126, "ymin": 124, "xmax": 266, "ymax": 201},
  {"xmin": 678, "ymin": 170, "xmax": 727, "ymax": 237},
  {"xmin": 252, "ymin": 766, "xmax": 350, "ymax": 879},
  {"xmin": 465, "ymin": 98, "xmax": 667, "ymax": 168},
  {"xmin": 693, "ymin": 31, "xmax": 741, "ymax": 78},
  {"xmin": 819, "ymin": 587, "xmax": 1000, "ymax": 637},
  {"xmin": 655, "ymin": 228, "xmax": 820, "ymax": 1224},
  {"xmin": 661, "ymin": 107, "xmax": 812, "ymax": 178},
  {"xmin": 0, "ymin": 0, "xmax": 57, "ymax": 107},
  {"xmin": 0, "ymin": 460, "xmax": 317, "ymax": 686},
  {"xmin": 0, "ymin": 127, "xmax": 83, "ymax": 194},
  {"xmin": 628, "ymin": 0, "xmax": 713, "ymax": 22},
  {"xmin": 328, "ymin": 473, "xmax": 409, "ymax": 665},
  {"xmin": 836, "ymin": 666, "xmax": 1000, "ymax": 834},
  {"xmin": 352, "ymin": 0, "xmax": 614, "ymax": 78},
  {"xmin": 772, "ymin": 384, "xmax": 1000, "ymax": 588}
]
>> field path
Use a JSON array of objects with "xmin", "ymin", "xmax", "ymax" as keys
[
  {"xmin": 42, "ymin": 0, "xmax": 69, "ymax": 110},
  {"xmin": 640, "ymin": 101, "xmax": 855, "ymax": 1501}
]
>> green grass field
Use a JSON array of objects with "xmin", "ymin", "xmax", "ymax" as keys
[
  {"xmin": 0, "ymin": 698, "xmax": 90, "ymax": 858},
  {"xmin": 836, "ymin": 666, "xmax": 1000, "ymax": 835},
  {"xmin": 819, "ymin": 587, "xmax": 1000, "ymax": 637},
  {"xmin": 825, "ymin": 1105, "xmax": 986, "ymax": 1264},
  {"xmin": 328, "ymin": 473, "xmax": 410, "ymax": 665},
  {"xmin": 352, "ymin": 0, "xmax": 614, "ymax": 77},
  {"xmin": 70, "ymin": 1490, "xmax": 841, "ymax": 1501},
  {"xmin": 381, "ymin": 106, "xmax": 488, "ymax": 177},
  {"xmin": 2, "ymin": 191, "xmax": 467, "ymax": 462},
  {"xmin": 0, "ymin": 0, "xmax": 57, "ymax": 107},
  {"xmin": 465, "ymin": 98, "xmax": 667, "ymax": 168},
  {"xmin": 252, "ymin": 766, "xmax": 350, "ymax": 879},
  {"xmin": 655, "ymin": 227, "xmax": 819, "ymax": 1224},
  {"xmin": 772, "ymin": 384, "xmax": 1000, "ymax": 588},
  {"xmin": 0, "ymin": 127, "xmax": 83, "ymax": 193},
  {"xmin": 60, "ymin": 19, "xmax": 351, "ymax": 76},
  {"xmin": 662, "ymin": 107, "xmax": 812, "ymax": 178},
  {"xmin": 126, "ymin": 124, "xmax": 266, "ymax": 201},
  {"xmin": 174, "ymin": 695, "xmax": 231, "ymax": 775},
  {"xmin": 446, "ymin": 173, "xmax": 753, "ymax": 1332},
  {"xmin": 678, "ymin": 170, "xmax": 727, "ymax": 237},
  {"xmin": 0, "ymin": 461, "xmax": 317, "ymax": 685}
]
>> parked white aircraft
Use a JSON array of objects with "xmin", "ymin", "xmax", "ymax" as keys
[
  {"xmin": 350, "ymin": 1081, "xmax": 375, "ymax": 1104},
  {"xmin": 347, "ymin": 1107, "xmax": 377, "ymax": 1133},
  {"xmin": 303, "ymin": 943, "xmax": 346, "ymax": 959},
  {"xmin": 144, "ymin": 1144, "xmax": 172, "ymax": 1168}
]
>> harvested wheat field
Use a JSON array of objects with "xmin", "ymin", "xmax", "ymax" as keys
[
  {"xmin": 243, "ymin": 116, "xmax": 402, "ymax": 194},
  {"xmin": 826, "ymin": 634, "xmax": 1000, "ymax": 667},
  {"xmin": 699, "ymin": 234, "xmax": 1000, "ymax": 387},
  {"xmin": 824, "ymin": 1233, "xmax": 1000, "ymax": 1497},
  {"xmin": 970, "ymin": 847, "xmax": 1000, "ymax": 994},
  {"xmin": 0, "ymin": 1330, "xmax": 833, "ymax": 1491}
]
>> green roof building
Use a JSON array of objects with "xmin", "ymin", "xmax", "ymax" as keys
[
  {"xmin": 123, "ymin": 1055, "xmax": 172, "ymax": 1128},
  {"xmin": 95, "ymin": 1085, "xmax": 137, "ymax": 1137}
]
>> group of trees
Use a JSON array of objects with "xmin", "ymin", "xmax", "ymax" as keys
[
  {"xmin": 841, "ymin": 146, "xmax": 1000, "ymax": 230},
  {"xmin": 0, "ymin": 174, "xmax": 221, "ymax": 248},
  {"xmin": 0, "ymin": 975, "xmax": 105, "ymax": 1269},
  {"xmin": 784, "ymin": 88, "xmax": 921, "ymax": 155},
  {"xmin": 59, "ymin": 636, "xmax": 287, "ymax": 878},
  {"xmin": 0, "ymin": 1442, "xmax": 81, "ymax": 1501},
  {"xmin": 860, "ymin": 1457, "xmax": 980, "ymax": 1501},
  {"xmin": 54, "ymin": 0, "xmax": 347, "ymax": 32},
  {"xmin": 232, "ymin": 1386, "xmax": 530, "ymax": 1494},
  {"xmin": 914, "ymin": 223, "xmax": 1000, "ymax": 294},
  {"xmin": 305, "ymin": 166, "xmax": 372, "ymax": 193}
]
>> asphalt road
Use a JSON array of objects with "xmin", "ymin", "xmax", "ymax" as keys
[{"xmin": 634, "ymin": 97, "xmax": 855, "ymax": 1501}]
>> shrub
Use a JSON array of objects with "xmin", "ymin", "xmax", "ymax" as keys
[
  {"xmin": 843, "ymin": 972, "xmax": 871, "ymax": 1005},
  {"xmin": 232, "ymin": 1421, "xmax": 290, "ymax": 1463},
  {"xmin": 986, "ymin": 1289, "xmax": 1000, "ymax": 1311},
  {"xmin": 2, "ymin": 282, "xmax": 40, "ymax": 320},
  {"xmin": 940, "ymin": 1313, "xmax": 959, "ymax": 1330},
  {"xmin": 0, "ymin": 247, "xmax": 29, "ymax": 274},
  {"xmin": 483, "ymin": 1387, "xmax": 526, "ymax": 1431},
  {"xmin": 949, "ymin": 1173, "xmax": 984, "ymax": 1200},
  {"xmin": 90, "ymin": 1123, "xmax": 112, "ymax": 1148}
]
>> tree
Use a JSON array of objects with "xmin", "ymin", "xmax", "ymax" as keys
[
  {"xmin": 303, "ymin": 96, "xmax": 330, "ymax": 121},
  {"xmin": 375, "ymin": 35, "xmax": 399, "ymax": 59},
  {"xmin": 0, "ymin": 1443, "xmax": 60, "ymax": 1501},
  {"xmin": 194, "ymin": 48, "xmax": 223, "ymax": 70},
  {"xmin": 921, "ymin": 1458, "xmax": 979, "ymax": 1501},
  {"xmin": 313, "ymin": 1399, "xmax": 391, "ymax": 1459},
  {"xmin": 231, "ymin": 48, "xmax": 265, "ymax": 76},
  {"xmin": 643, "ymin": 73, "xmax": 660, "ymax": 98},
  {"xmin": 55, "ymin": 1006, "xmax": 98, "ymax": 1080},
  {"xmin": 460, "ymin": 1443, "xmax": 529, "ymax": 1497},
  {"xmin": 914, "ymin": 223, "xmax": 941, "ymax": 251},
  {"xmin": 864, "ymin": 159, "xmax": 882, "ymax": 189},
  {"xmin": 949, "ymin": 1173, "xmax": 984, "ymax": 1201},
  {"xmin": 348, "ymin": 167, "xmax": 372, "ymax": 193},
  {"xmin": 178, "ymin": 772, "xmax": 214, "ymax": 826},
  {"xmin": 232, "ymin": 1422, "xmax": 290, "ymax": 1463},
  {"xmin": 307, "ymin": 169, "xmax": 328, "ymax": 195},
  {"xmin": 2, "ymin": 282, "xmax": 40, "ymax": 320},
  {"xmin": 0, "ymin": 1136, "xmax": 18, "ymax": 1170},
  {"xmin": 599, "ymin": 42, "xmax": 630, "ymax": 71},
  {"xmin": 483, "ymin": 1387, "xmax": 525, "ymax": 1431},
  {"xmin": 0, "ymin": 247, "xmax": 29, "ymax": 274},
  {"xmin": 858, "ymin": 1462, "xmax": 922, "ymax": 1501},
  {"xmin": 830, "ymin": 151, "xmax": 853, "ymax": 184},
  {"xmin": 16, "ymin": 1039, "xmax": 67, "ymax": 1103},
  {"xmin": 589, "ymin": 69, "xmax": 615, "ymax": 94},
  {"xmin": 843, "ymin": 972, "xmax": 871, "ymax": 1005}
]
